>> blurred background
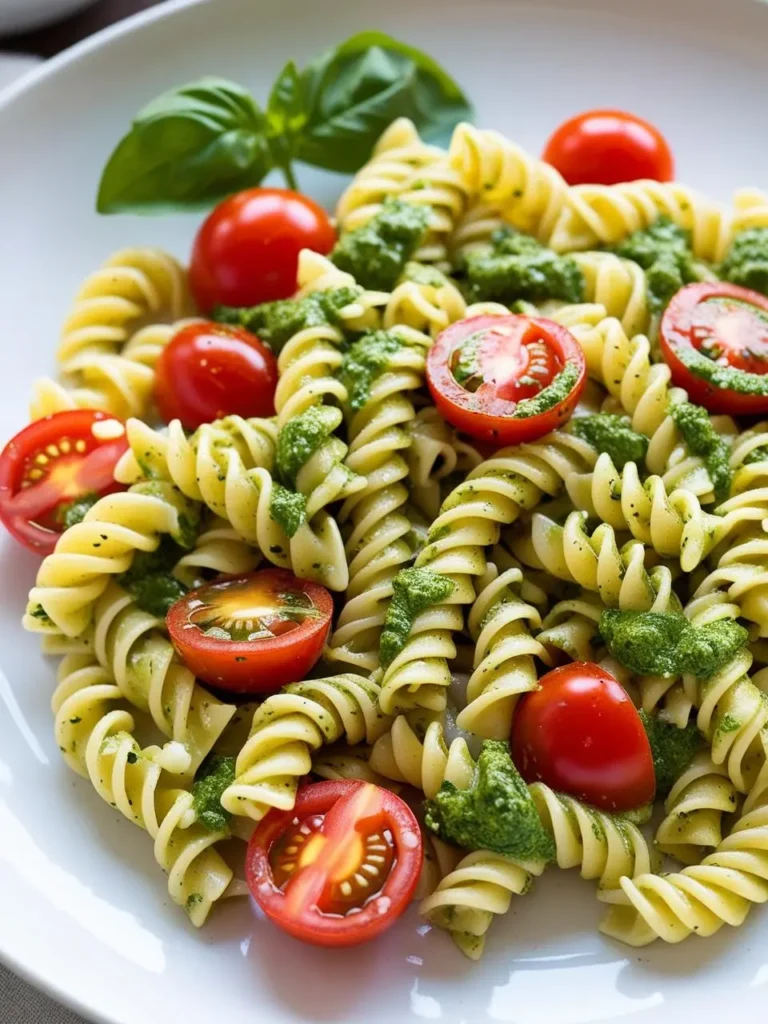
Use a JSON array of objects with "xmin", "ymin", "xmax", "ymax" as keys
[{"xmin": 1, "ymin": 0, "xmax": 159, "ymax": 54}]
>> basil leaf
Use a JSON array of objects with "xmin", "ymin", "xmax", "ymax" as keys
[
  {"xmin": 97, "ymin": 78, "xmax": 273, "ymax": 213},
  {"xmin": 296, "ymin": 31, "xmax": 473, "ymax": 174},
  {"xmin": 267, "ymin": 60, "xmax": 308, "ymax": 136}
]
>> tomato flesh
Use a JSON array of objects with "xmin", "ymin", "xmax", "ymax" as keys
[
  {"xmin": 511, "ymin": 662, "xmax": 655, "ymax": 812},
  {"xmin": 0, "ymin": 410, "xmax": 128, "ymax": 555},
  {"xmin": 189, "ymin": 187, "xmax": 337, "ymax": 312},
  {"xmin": 660, "ymin": 282, "xmax": 768, "ymax": 414},
  {"xmin": 154, "ymin": 321, "xmax": 277, "ymax": 430},
  {"xmin": 246, "ymin": 781, "xmax": 422, "ymax": 948},
  {"xmin": 426, "ymin": 314, "xmax": 586, "ymax": 444},
  {"xmin": 166, "ymin": 569, "xmax": 332, "ymax": 694},
  {"xmin": 542, "ymin": 109, "xmax": 674, "ymax": 186}
]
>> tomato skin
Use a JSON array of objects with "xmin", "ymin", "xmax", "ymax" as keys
[
  {"xmin": 426, "ymin": 315, "xmax": 586, "ymax": 444},
  {"xmin": 166, "ymin": 569, "xmax": 332, "ymax": 694},
  {"xmin": 246, "ymin": 781, "xmax": 423, "ymax": 948},
  {"xmin": 189, "ymin": 188, "xmax": 337, "ymax": 312},
  {"xmin": 0, "ymin": 410, "xmax": 127, "ymax": 555},
  {"xmin": 154, "ymin": 321, "xmax": 277, "ymax": 429},
  {"xmin": 660, "ymin": 281, "xmax": 768, "ymax": 415},
  {"xmin": 511, "ymin": 663, "xmax": 655, "ymax": 812},
  {"xmin": 542, "ymin": 109, "xmax": 674, "ymax": 186}
]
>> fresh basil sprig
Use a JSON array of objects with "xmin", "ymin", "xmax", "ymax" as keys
[{"xmin": 97, "ymin": 31, "xmax": 473, "ymax": 214}]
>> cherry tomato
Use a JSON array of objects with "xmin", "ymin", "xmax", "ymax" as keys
[
  {"xmin": 542, "ymin": 109, "xmax": 674, "ymax": 186},
  {"xmin": 246, "ymin": 780, "xmax": 422, "ymax": 948},
  {"xmin": 154, "ymin": 321, "xmax": 277, "ymax": 429},
  {"xmin": 166, "ymin": 569, "xmax": 332, "ymax": 694},
  {"xmin": 426, "ymin": 314, "xmax": 586, "ymax": 445},
  {"xmin": 511, "ymin": 663, "xmax": 655, "ymax": 812},
  {"xmin": 660, "ymin": 281, "xmax": 768, "ymax": 415},
  {"xmin": 0, "ymin": 410, "xmax": 127, "ymax": 555},
  {"xmin": 189, "ymin": 188, "xmax": 337, "ymax": 312}
]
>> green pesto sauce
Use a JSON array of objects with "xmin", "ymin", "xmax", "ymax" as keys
[
  {"xmin": 599, "ymin": 609, "xmax": 749, "ymax": 680},
  {"xmin": 55, "ymin": 492, "xmax": 100, "ymax": 530},
  {"xmin": 213, "ymin": 286, "xmax": 361, "ymax": 355},
  {"xmin": 276, "ymin": 405, "xmax": 337, "ymax": 487},
  {"xmin": 512, "ymin": 360, "xmax": 581, "ymax": 419},
  {"xmin": 424, "ymin": 740, "xmax": 555, "ymax": 863},
  {"xmin": 131, "ymin": 481, "xmax": 200, "ymax": 549},
  {"xmin": 339, "ymin": 330, "xmax": 407, "ymax": 412},
  {"xmin": 669, "ymin": 400, "xmax": 732, "ymax": 502},
  {"xmin": 743, "ymin": 444, "xmax": 768, "ymax": 466},
  {"xmin": 401, "ymin": 261, "xmax": 447, "ymax": 288},
  {"xmin": 379, "ymin": 567, "xmax": 455, "ymax": 669},
  {"xmin": 268, "ymin": 482, "xmax": 307, "ymax": 538},
  {"xmin": 639, "ymin": 711, "xmax": 704, "ymax": 797},
  {"xmin": 451, "ymin": 330, "xmax": 484, "ymax": 389},
  {"xmin": 117, "ymin": 535, "xmax": 188, "ymax": 617},
  {"xmin": 461, "ymin": 228, "xmax": 585, "ymax": 305},
  {"xmin": 677, "ymin": 343, "xmax": 768, "ymax": 400},
  {"xmin": 191, "ymin": 755, "xmax": 236, "ymax": 832},
  {"xmin": 720, "ymin": 227, "xmax": 768, "ymax": 297},
  {"xmin": 331, "ymin": 198, "xmax": 430, "ymax": 292},
  {"xmin": 29, "ymin": 604, "xmax": 54, "ymax": 626},
  {"xmin": 612, "ymin": 216, "xmax": 703, "ymax": 312},
  {"xmin": 570, "ymin": 414, "xmax": 649, "ymax": 470}
]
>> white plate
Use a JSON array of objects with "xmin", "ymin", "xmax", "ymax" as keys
[{"xmin": 3, "ymin": 1, "xmax": 768, "ymax": 1022}]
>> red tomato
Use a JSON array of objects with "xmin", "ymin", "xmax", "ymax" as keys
[
  {"xmin": 246, "ymin": 780, "xmax": 422, "ymax": 948},
  {"xmin": 166, "ymin": 569, "xmax": 332, "ymax": 694},
  {"xmin": 0, "ymin": 410, "xmax": 127, "ymax": 555},
  {"xmin": 189, "ymin": 188, "xmax": 336, "ymax": 312},
  {"xmin": 542, "ymin": 109, "xmax": 674, "ymax": 186},
  {"xmin": 154, "ymin": 321, "xmax": 277, "ymax": 429},
  {"xmin": 511, "ymin": 663, "xmax": 655, "ymax": 812},
  {"xmin": 426, "ymin": 314, "xmax": 586, "ymax": 445},
  {"xmin": 660, "ymin": 281, "xmax": 768, "ymax": 415}
]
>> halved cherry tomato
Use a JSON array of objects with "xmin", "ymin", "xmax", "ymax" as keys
[
  {"xmin": 189, "ymin": 187, "xmax": 337, "ymax": 312},
  {"xmin": 166, "ymin": 569, "xmax": 332, "ymax": 693},
  {"xmin": 426, "ymin": 314, "xmax": 586, "ymax": 444},
  {"xmin": 542, "ymin": 109, "xmax": 674, "ymax": 186},
  {"xmin": 660, "ymin": 281, "xmax": 768, "ymax": 415},
  {"xmin": 511, "ymin": 662, "xmax": 655, "ymax": 812},
  {"xmin": 246, "ymin": 780, "xmax": 422, "ymax": 948},
  {"xmin": 154, "ymin": 321, "xmax": 277, "ymax": 429},
  {"xmin": 0, "ymin": 410, "xmax": 127, "ymax": 555}
]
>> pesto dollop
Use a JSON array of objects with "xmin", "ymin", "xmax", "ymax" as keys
[
  {"xmin": 743, "ymin": 444, "xmax": 768, "ymax": 466},
  {"xmin": 599, "ymin": 609, "xmax": 748, "ymax": 680},
  {"xmin": 512, "ymin": 360, "xmax": 581, "ymax": 419},
  {"xmin": 570, "ymin": 414, "xmax": 649, "ymax": 469},
  {"xmin": 55, "ymin": 492, "xmax": 100, "ymax": 530},
  {"xmin": 401, "ymin": 261, "xmax": 447, "ymax": 288},
  {"xmin": 117, "ymin": 535, "xmax": 189, "ymax": 617},
  {"xmin": 639, "ymin": 711, "xmax": 704, "ymax": 797},
  {"xmin": 720, "ymin": 227, "xmax": 768, "ymax": 296},
  {"xmin": 268, "ymin": 482, "xmax": 307, "ymax": 538},
  {"xmin": 331, "ymin": 198, "xmax": 430, "ymax": 291},
  {"xmin": 276, "ymin": 405, "xmax": 338, "ymax": 488},
  {"xmin": 461, "ymin": 228, "xmax": 584, "ymax": 305},
  {"xmin": 213, "ymin": 286, "xmax": 361, "ymax": 354},
  {"xmin": 379, "ymin": 567, "xmax": 455, "ymax": 668},
  {"xmin": 612, "ymin": 216, "xmax": 703, "ymax": 311},
  {"xmin": 339, "ymin": 330, "xmax": 407, "ymax": 411},
  {"xmin": 191, "ymin": 755, "xmax": 236, "ymax": 832},
  {"xmin": 669, "ymin": 400, "xmax": 732, "ymax": 502},
  {"xmin": 676, "ymin": 344, "xmax": 768, "ymax": 401},
  {"xmin": 424, "ymin": 740, "xmax": 555, "ymax": 862}
]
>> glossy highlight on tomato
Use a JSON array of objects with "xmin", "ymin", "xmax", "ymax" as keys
[
  {"xmin": 426, "ymin": 314, "xmax": 586, "ymax": 445},
  {"xmin": 246, "ymin": 780, "xmax": 423, "ymax": 948},
  {"xmin": 0, "ymin": 410, "xmax": 128, "ymax": 555},
  {"xmin": 660, "ymin": 281, "xmax": 768, "ymax": 414},
  {"xmin": 166, "ymin": 568, "xmax": 332, "ymax": 694},
  {"xmin": 542, "ymin": 109, "xmax": 674, "ymax": 186},
  {"xmin": 511, "ymin": 662, "xmax": 655, "ymax": 812},
  {"xmin": 154, "ymin": 321, "xmax": 278, "ymax": 429},
  {"xmin": 189, "ymin": 187, "xmax": 337, "ymax": 312}
]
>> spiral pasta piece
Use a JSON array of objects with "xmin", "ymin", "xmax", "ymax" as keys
[
  {"xmin": 171, "ymin": 516, "xmax": 261, "ymax": 588},
  {"xmin": 458, "ymin": 565, "xmax": 548, "ymax": 738},
  {"xmin": 566, "ymin": 453, "xmax": 728, "ymax": 571},
  {"xmin": 571, "ymin": 251, "xmax": 652, "ymax": 337},
  {"xmin": 23, "ymin": 483, "xmax": 200, "ymax": 637},
  {"xmin": 549, "ymin": 180, "xmax": 731, "ymax": 262},
  {"xmin": 448, "ymin": 200, "xmax": 506, "ymax": 264},
  {"xmin": 655, "ymin": 752, "xmax": 739, "ymax": 865},
  {"xmin": 447, "ymin": 122, "xmax": 568, "ymax": 242},
  {"xmin": 368, "ymin": 714, "xmax": 475, "ymax": 799},
  {"xmin": 52, "ymin": 654, "xmax": 234, "ymax": 925},
  {"xmin": 221, "ymin": 674, "xmax": 392, "ymax": 821},
  {"xmin": 730, "ymin": 186, "xmax": 768, "ymax": 235},
  {"xmin": 382, "ymin": 267, "xmax": 466, "ymax": 337},
  {"xmin": 405, "ymin": 406, "xmax": 483, "ymax": 522}
]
